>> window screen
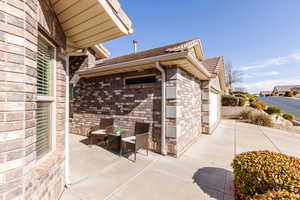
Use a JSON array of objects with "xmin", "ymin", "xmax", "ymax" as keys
[
  {"xmin": 36, "ymin": 102, "xmax": 51, "ymax": 158},
  {"xmin": 37, "ymin": 36, "xmax": 54, "ymax": 96},
  {"xmin": 36, "ymin": 35, "xmax": 55, "ymax": 158}
]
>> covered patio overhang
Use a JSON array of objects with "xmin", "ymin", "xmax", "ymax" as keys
[
  {"xmin": 50, "ymin": 0, "xmax": 133, "ymax": 57},
  {"xmin": 77, "ymin": 51, "xmax": 212, "ymax": 80}
]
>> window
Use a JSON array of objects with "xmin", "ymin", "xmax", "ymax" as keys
[
  {"xmin": 69, "ymin": 84, "xmax": 74, "ymax": 118},
  {"xmin": 36, "ymin": 35, "xmax": 55, "ymax": 159},
  {"xmin": 125, "ymin": 75, "xmax": 156, "ymax": 86}
]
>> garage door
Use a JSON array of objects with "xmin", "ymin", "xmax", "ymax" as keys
[{"xmin": 209, "ymin": 92, "xmax": 219, "ymax": 126}]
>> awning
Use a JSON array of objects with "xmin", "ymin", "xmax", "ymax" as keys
[{"xmin": 50, "ymin": 0, "xmax": 133, "ymax": 49}]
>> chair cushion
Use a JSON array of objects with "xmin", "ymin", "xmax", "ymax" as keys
[
  {"xmin": 122, "ymin": 136, "xmax": 136, "ymax": 144},
  {"xmin": 91, "ymin": 129, "xmax": 106, "ymax": 135}
]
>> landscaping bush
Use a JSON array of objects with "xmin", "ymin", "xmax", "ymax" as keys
[
  {"xmin": 284, "ymin": 91, "xmax": 293, "ymax": 97},
  {"xmin": 244, "ymin": 93, "xmax": 255, "ymax": 99},
  {"xmin": 222, "ymin": 95, "xmax": 239, "ymax": 106},
  {"xmin": 252, "ymin": 190, "xmax": 300, "ymax": 200},
  {"xmin": 234, "ymin": 93, "xmax": 246, "ymax": 98},
  {"xmin": 250, "ymin": 100, "xmax": 266, "ymax": 110},
  {"xmin": 238, "ymin": 97, "xmax": 246, "ymax": 106},
  {"xmin": 240, "ymin": 110, "xmax": 252, "ymax": 120},
  {"xmin": 282, "ymin": 113, "xmax": 295, "ymax": 121},
  {"xmin": 265, "ymin": 106, "xmax": 281, "ymax": 115},
  {"xmin": 251, "ymin": 113, "xmax": 272, "ymax": 127},
  {"xmin": 293, "ymin": 91, "xmax": 299, "ymax": 96},
  {"xmin": 231, "ymin": 151, "xmax": 300, "ymax": 200}
]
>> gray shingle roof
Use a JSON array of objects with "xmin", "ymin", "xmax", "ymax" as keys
[
  {"xmin": 96, "ymin": 39, "xmax": 199, "ymax": 67},
  {"xmin": 274, "ymin": 85, "xmax": 300, "ymax": 92},
  {"xmin": 201, "ymin": 56, "xmax": 223, "ymax": 75}
]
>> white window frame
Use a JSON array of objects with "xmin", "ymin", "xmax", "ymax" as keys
[{"xmin": 36, "ymin": 33, "xmax": 56, "ymax": 161}]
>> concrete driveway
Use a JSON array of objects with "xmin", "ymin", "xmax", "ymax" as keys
[{"xmin": 60, "ymin": 120, "xmax": 300, "ymax": 200}]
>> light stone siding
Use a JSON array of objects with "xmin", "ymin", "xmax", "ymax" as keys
[
  {"xmin": 174, "ymin": 68, "xmax": 202, "ymax": 156},
  {"xmin": 0, "ymin": 0, "xmax": 66, "ymax": 199}
]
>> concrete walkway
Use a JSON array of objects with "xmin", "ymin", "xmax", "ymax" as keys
[{"xmin": 60, "ymin": 120, "xmax": 300, "ymax": 200}]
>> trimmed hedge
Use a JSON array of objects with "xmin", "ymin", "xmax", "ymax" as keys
[
  {"xmin": 232, "ymin": 151, "xmax": 300, "ymax": 200},
  {"xmin": 283, "ymin": 113, "xmax": 295, "ymax": 121},
  {"xmin": 250, "ymin": 100, "xmax": 266, "ymax": 110},
  {"xmin": 222, "ymin": 95, "xmax": 239, "ymax": 106},
  {"xmin": 239, "ymin": 97, "xmax": 246, "ymax": 106},
  {"xmin": 265, "ymin": 106, "xmax": 281, "ymax": 115},
  {"xmin": 253, "ymin": 190, "xmax": 300, "ymax": 200}
]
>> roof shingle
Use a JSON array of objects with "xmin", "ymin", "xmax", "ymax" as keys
[
  {"xmin": 96, "ymin": 39, "xmax": 198, "ymax": 67},
  {"xmin": 201, "ymin": 56, "xmax": 223, "ymax": 75}
]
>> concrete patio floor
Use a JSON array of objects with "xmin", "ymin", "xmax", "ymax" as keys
[{"xmin": 60, "ymin": 120, "xmax": 300, "ymax": 200}]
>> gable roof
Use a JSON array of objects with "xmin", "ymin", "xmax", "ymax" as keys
[
  {"xmin": 201, "ymin": 56, "xmax": 223, "ymax": 75},
  {"xmin": 96, "ymin": 39, "xmax": 203, "ymax": 67},
  {"xmin": 273, "ymin": 85, "xmax": 300, "ymax": 92},
  {"xmin": 260, "ymin": 91, "xmax": 272, "ymax": 95}
]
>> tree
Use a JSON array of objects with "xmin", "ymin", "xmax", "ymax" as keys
[{"xmin": 225, "ymin": 62, "xmax": 243, "ymax": 88}]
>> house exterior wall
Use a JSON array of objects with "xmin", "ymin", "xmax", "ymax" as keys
[
  {"xmin": 70, "ymin": 69, "xmax": 167, "ymax": 153},
  {"xmin": 0, "ymin": 0, "xmax": 66, "ymax": 199},
  {"xmin": 173, "ymin": 68, "xmax": 202, "ymax": 156}
]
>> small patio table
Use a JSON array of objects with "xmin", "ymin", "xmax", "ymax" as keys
[
  {"xmin": 89, "ymin": 129, "xmax": 107, "ymax": 146},
  {"xmin": 107, "ymin": 134, "xmax": 121, "ymax": 153}
]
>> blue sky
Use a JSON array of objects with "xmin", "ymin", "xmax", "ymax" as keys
[{"xmin": 104, "ymin": 0, "xmax": 300, "ymax": 93}]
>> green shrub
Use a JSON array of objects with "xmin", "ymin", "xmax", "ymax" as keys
[
  {"xmin": 253, "ymin": 190, "xmax": 300, "ymax": 200},
  {"xmin": 234, "ymin": 94, "xmax": 246, "ymax": 98},
  {"xmin": 244, "ymin": 93, "xmax": 255, "ymax": 99},
  {"xmin": 251, "ymin": 113, "xmax": 272, "ymax": 127},
  {"xmin": 265, "ymin": 94, "xmax": 271, "ymax": 96},
  {"xmin": 285, "ymin": 91, "xmax": 293, "ymax": 97},
  {"xmin": 293, "ymin": 91, "xmax": 299, "ymax": 96},
  {"xmin": 265, "ymin": 106, "xmax": 281, "ymax": 115},
  {"xmin": 222, "ymin": 95, "xmax": 239, "ymax": 106},
  {"xmin": 282, "ymin": 113, "xmax": 295, "ymax": 121},
  {"xmin": 250, "ymin": 100, "xmax": 266, "ymax": 110},
  {"xmin": 239, "ymin": 97, "xmax": 246, "ymax": 106},
  {"xmin": 240, "ymin": 110, "xmax": 252, "ymax": 120},
  {"xmin": 249, "ymin": 98, "xmax": 255, "ymax": 103},
  {"xmin": 231, "ymin": 151, "xmax": 300, "ymax": 200}
]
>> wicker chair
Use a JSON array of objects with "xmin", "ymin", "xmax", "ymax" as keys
[
  {"xmin": 89, "ymin": 118, "xmax": 114, "ymax": 146},
  {"xmin": 120, "ymin": 122, "xmax": 150, "ymax": 161}
]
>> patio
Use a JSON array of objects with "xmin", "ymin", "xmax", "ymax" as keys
[{"xmin": 60, "ymin": 120, "xmax": 300, "ymax": 200}]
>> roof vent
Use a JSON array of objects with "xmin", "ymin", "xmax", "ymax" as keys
[{"xmin": 133, "ymin": 40, "xmax": 138, "ymax": 53}]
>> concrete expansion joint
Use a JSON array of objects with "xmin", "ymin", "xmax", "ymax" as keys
[
  {"xmin": 103, "ymin": 157, "xmax": 160, "ymax": 200},
  {"xmin": 257, "ymin": 125, "xmax": 282, "ymax": 153}
]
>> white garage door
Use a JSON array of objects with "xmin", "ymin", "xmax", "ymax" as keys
[{"xmin": 209, "ymin": 92, "xmax": 219, "ymax": 126}]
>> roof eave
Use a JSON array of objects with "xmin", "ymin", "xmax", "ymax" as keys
[
  {"xmin": 52, "ymin": 0, "xmax": 133, "ymax": 50},
  {"xmin": 77, "ymin": 51, "xmax": 211, "ymax": 80}
]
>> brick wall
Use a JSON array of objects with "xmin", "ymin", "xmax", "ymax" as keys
[
  {"xmin": 70, "ymin": 69, "xmax": 164, "ymax": 153},
  {"xmin": 0, "ymin": 0, "xmax": 66, "ymax": 199},
  {"xmin": 70, "ymin": 66, "xmax": 207, "ymax": 156}
]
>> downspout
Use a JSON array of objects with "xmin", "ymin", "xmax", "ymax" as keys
[
  {"xmin": 64, "ymin": 48, "xmax": 88, "ymax": 187},
  {"xmin": 155, "ymin": 61, "xmax": 167, "ymax": 155},
  {"xmin": 65, "ymin": 54, "xmax": 71, "ymax": 187}
]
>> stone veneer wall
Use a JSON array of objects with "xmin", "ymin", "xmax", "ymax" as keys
[
  {"xmin": 0, "ymin": 0, "xmax": 66, "ymax": 199},
  {"xmin": 70, "ymin": 69, "xmax": 167, "ymax": 153},
  {"xmin": 201, "ymin": 80, "xmax": 211, "ymax": 134},
  {"xmin": 166, "ymin": 68, "xmax": 202, "ymax": 156}
]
